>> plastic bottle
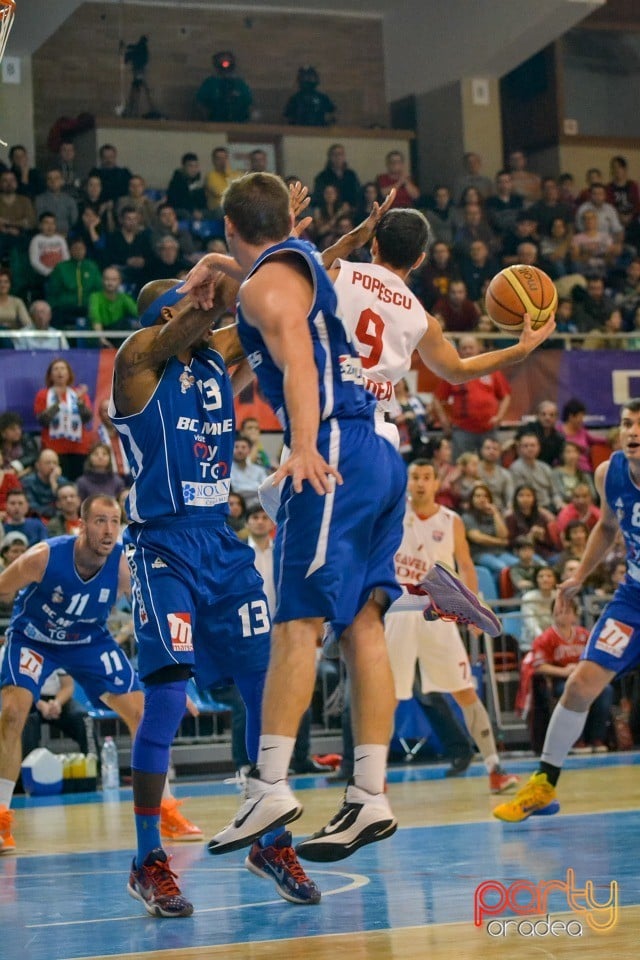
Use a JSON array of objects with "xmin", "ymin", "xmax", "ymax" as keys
[{"xmin": 101, "ymin": 737, "xmax": 120, "ymax": 789}]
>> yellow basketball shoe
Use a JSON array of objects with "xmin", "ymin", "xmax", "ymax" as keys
[
  {"xmin": 160, "ymin": 797, "xmax": 203, "ymax": 842},
  {"xmin": 0, "ymin": 805, "xmax": 16, "ymax": 853},
  {"xmin": 493, "ymin": 772, "xmax": 558, "ymax": 822}
]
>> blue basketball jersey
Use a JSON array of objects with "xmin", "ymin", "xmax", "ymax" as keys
[
  {"xmin": 9, "ymin": 536, "xmax": 122, "ymax": 646},
  {"xmin": 236, "ymin": 237, "xmax": 374, "ymax": 443},
  {"xmin": 605, "ymin": 450, "xmax": 640, "ymax": 586},
  {"xmin": 110, "ymin": 347, "xmax": 235, "ymax": 523}
]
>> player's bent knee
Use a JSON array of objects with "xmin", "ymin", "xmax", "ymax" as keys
[
  {"xmin": 132, "ymin": 680, "xmax": 188, "ymax": 774},
  {"xmin": 0, "ymin": 687, "xmax": 33, "ymax": 732}
]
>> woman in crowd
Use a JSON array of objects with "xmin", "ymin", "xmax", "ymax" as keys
[
  {"xmin": 33, "ymin": 358, "xmax": 94, "ymax": 481},
  {"xmin": 76, "ymin": 442, "xmax": 127, "ymax": 502},
  {"xmin": 558, "ymin": 397, "xmax": 599, "ymax": 474},
  {"xmin": 520, "ymin": 566, "xmax": 558, "ymax": 651},
  {"xmin": 462, "ymin": 482, "xmax": 517, "ymax": 585},
  {"xmin": 552, "ymin": 440, "xmax": 596, "ymax": 504},
  {"xmin": 0, "ymin": 268, "xmax": 31, "ymax": 348},
  {"xmin": 505, "ymin": 484, "xmax": 559, "ymax": 562}
]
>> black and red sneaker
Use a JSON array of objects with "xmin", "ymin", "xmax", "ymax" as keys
[{"xmin": 127, "ymin": 847, "xmax": 193, "ymax": 918}]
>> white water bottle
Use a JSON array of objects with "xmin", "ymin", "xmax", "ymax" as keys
[{"xmin": 101, "ymin": 736, "xmax": 120, "ymax": 789}]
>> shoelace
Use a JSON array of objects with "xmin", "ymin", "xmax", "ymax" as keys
[
  {"xmin": 277, "ymin": 845, "xmax": 312, "ymax": 885},
  {"xmin": 146, "ymin": 858, "xmax": 182, "ymax": 897},
  {"xmin": 0, "ymin": 809, "xmax": 14, "ymax": 830},
  {"xmin": 430, "ymin": 600, "xmax": 473, "ymax": 625}
]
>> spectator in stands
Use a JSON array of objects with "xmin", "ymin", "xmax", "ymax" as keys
[
  {"xmin": 76, "ymin": 442, "xmax": 126, "ymax": 502},
  {"xmin": 46, "ymin": 236, "xmax": 102, "ymax": 329},
  {"xmin": 26, "ymin": 300, "xmax": 69, "ymax": 351},
  {"xmin": 570, "ymin": 209, "xmax": 616, "ymax": 278},
  {"xmin": 0, "ymin": 267, "xmax": 30, "ymax": 343},
  {"xmin": 354, "ymin": 181, "xmax": 382, "ymax": 225},
  {"xmin": 28, "ymin": 212, "xmax": 69, "ymax": 282},
  {"xmin": 102, "ymin": 206, "xmax": 151, "ymax": 293},
  {"xmin": 501, "ymin": 209, "xmax": 540, "ymax": 266},
  {"xmin": 582, "ymin": 306, "xmax": 625, "ymax": 350},
  {"xmin": 528, "ymin": 176, "xmax": 574, "ymax": 237},
  {"xmin": 144, "ymin": 235, "xmax": 191, "ymax": 283},
  {"xmin": 0, "ymin": 411, "xmax": 38, "ymax": 477},
  {"xmin": 553, "ymin": 297, "xmax": 578, "ymax": 337},
  {"xmin": 150, "ymin": 203, "xmax": 197, "ymax": 260},
  {"xmin": 88, "ymin": 266, "xmax": 138, "ymax": 344},
  {"xmin": 0, "ymin": 461, "xmax": 21, "ymax": 514},
  {"xmin": 8, "ymin": 144, "xmax": 44, "ymax": 200},
  {"xmin": 33, "ymin": 359, "xmax": 93, "ymax": 480},
  {"xmin": 88, "ymin": 143, "xmax": 132, "ymax": 203},
  {"xmin": 530, "ymin": 600, "xmax": 613, "ymax": 753},
  {"xmin": 239, "ymin": 416, "xmax": 272, "ymax": 472},
  {"xmin": 552, "ymin": 440, "xmax": 596, "ymax": 504},
  {"xmin": 558, "ymin": 172, "xmax": 578, "ymax": 212},
  {"xmin": 507, "ymin": 535, "xmax": 542, "ymax": 596},
  {"xmin": 507, "ymin": 149, "xmax": 541, "ymax": 203},
  {"xmin": 556, "ymin": 482, "xmax": 601, "ymax": 537},
  {"xmin": 477, "ymin": 436, "xmax": 514, "ymax": 513},
  {"xmin": 432, "ymin": 334, "xmax": 510, "ymax": 457},
  {"xmin": 115, "ymin": 174, "xmax": 157, "ymax": 229},
  {"xmin": 2, "ymin": 488, "xmax": 47, "ymax": 545},
  {"xmin": 52, "ymin": 140, "xmax": 84, "ymax": 200},
  {"xmin": 459, "ymin": 240, "xmax": 500, "ymax": 304},
  {"xmin": 311, "ymin": 144, "xmax": 361, "ymax": 211},
  {"xmin": 166, "ymin": 152, "xmax": 206, "ymax": 219},
  {"xmin": 77, "ymin": 173, "xmax": 116, "ymax": 237},
  {"xmin": 376, "ymin": 150, "xmax": 420, "ymax": 209},
  {"xmin": 247, "ymin": 149, "xmax": 268, "ymax": 173},
  {"xmin": 462, "ymin": 482, "xmax": 516, "ymax": 583},
  {"xmin": 412, "ymin": 241, "xmax": 457, "ymax": 311},
  {"xmin": 576, "ymin": 182, "xmax": 624, "ymax": 246},
  {"xmin": 310, "ymin": 183, "xmax": 351, "ymax": 248},
  {"xmin": 613, "ymin": 259, "xmax": 640, "ymax": 327},
  {"xmin": 432, "ymin": 436, "xmax": 460, "ymax": 510},
  {"xmin": 520, "ymin": 566, "xmax": 558, "ymax": 651},
  {"xmin": 21, "ymin": 449, "xmax": 68, "ymax": 521},
  {"xmin": 453, "ymin": 152, "xmax": 493, "ymax": 205},
  {"xmin": 45, "ymin": 482, "xmax": 82, "ymax": 537},
  {"xmin": 227, "ymin": 491, "xmax": 249, "ymax": 541},
  {"xmin": 553, "ymin": 520, "xmax": 606, "ymax": 594},
  {"xmin": 0, "ymin": 530, "xmax": 28, "ymax": 576},
  {"xmin": 571, "ymin": 275, "xmax": 617, "ymax": 334},
  {"xmin": 486, "ymin": 170, "xmax": 523, "ymax": 240},
  {"xmin": 422, "ymin": 185, "xmax": 455, "ymax": 246},
  {"xmin": 195, "ymin": 50, "xmax": 253, "ymax": 123},
  {"xmin": 452, "ymin": 202, "xmax": 499, "ymax": 260},
  {"xmin": 514, "ymin": 400, "xmax": 564, "ymax": 467},
  {"xmin": 451, "ymin": 451, "xmax": 481, "ymax": 509},
  {"xmin": 577, "ymin": 167, "xmax": 603, "ymax": 206},
  {"xmin": 606, "ymin": 155, "xmax": 640, "ymax": 229},
  {"xmin": 558, "ymin": 397, "xmax": 599, "ymax": 472},
  {"xmin": 392, "ymin": 378, "xmax": 433, "ymax": 463},
  {"xmin": 230, "ymin": 434, "xmax": 268, "ymax": 510},
  {"xmin": 0, "ymin": 169, "xmax": 36, "ymax": 260},
  {"xmin": 505, "ymin": 483, "xmax": 558, "ymax": 562},
  {"xmin": 509, "ymin": 432, "xmax": 562, "ymax": 513},
  {"xmin": 432, "ymin": 280, "xmax": 481, "ymax": 333},
  {"xmin": 539, "ymin": 217, "xmax": 573, "ymax": 279},
  {"xmin": 35, "ymin": 169, "xmax": 78, "ymax": 237},
  {"xmin": 205, "ymin": 147, "xmax": 242, "ymax": 218}
]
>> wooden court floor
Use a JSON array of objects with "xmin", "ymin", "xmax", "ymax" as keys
[{"xmin": 2, "ymin": 755, "xmax": 639, "ymax": 960}]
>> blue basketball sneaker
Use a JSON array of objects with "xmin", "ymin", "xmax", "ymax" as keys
[{"xmin": 245, "ymin": 831, "xmax": 321, "ymax": 904}]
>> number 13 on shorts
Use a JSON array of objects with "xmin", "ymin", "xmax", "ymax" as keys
[{"xmin": 238, "ymin": 600, "xmax": 270, "ymax": 637}]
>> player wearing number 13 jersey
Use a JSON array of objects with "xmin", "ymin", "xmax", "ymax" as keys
[{"xmin": 494, "ymin": 401, "xmax": 640, "ymax": 823}]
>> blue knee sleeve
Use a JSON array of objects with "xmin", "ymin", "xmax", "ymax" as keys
[
  {"xmin": 132, "ymin": 680, "xmax": 187, "ymax": 775},
  {"xmin": 235, "ymin": 670, "xmax": 266, "ymax": 764}
]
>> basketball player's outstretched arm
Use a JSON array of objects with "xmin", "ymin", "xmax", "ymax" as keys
[
  {"xmin": 0, "ymin": 541, "xmax": 49, "ymax": 605},
  {"xmin": 239, "ymin": 260, "xmax": 342, "ymax": 495},
  {"xmin": 418, "ymin": 311, "xmax": 556, "ymax": 385},
  {"xmin": 556, "ymin": 460, "xmax": 619, "ymax": 610},
  {"xmin": 319, "ymin": 189, "xmax": 397, "ymax": 269}
]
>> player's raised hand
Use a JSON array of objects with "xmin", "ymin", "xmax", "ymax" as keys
[
  {"xmin": 178, "ymin": 259, "xmax": 220, "ymax": 309},
  {"xmin": 289, "ymin": 180, "xmax": 311, "ymax": 220},
  {"xmin": 517, "ymin": 312, "xmax": 557, "ymax": 353},
  {"xmin": 271, "ymin": 447, "xmax": 343, "ymax": 496}
]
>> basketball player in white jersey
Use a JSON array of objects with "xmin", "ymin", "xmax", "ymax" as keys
[{"xmin": 386, "ymin": 460, "xmax": 519, "ymax": 794}]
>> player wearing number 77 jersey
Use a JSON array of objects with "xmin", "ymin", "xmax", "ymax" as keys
[{"xmin": 494, "ymin": 400, "xmax": 640, "ymax": 822}]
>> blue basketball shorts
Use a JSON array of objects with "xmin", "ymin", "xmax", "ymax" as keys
[
  {"xmin": 0, "ymin": 627, "xmax": 140, "ymax": 706},
  {"xmin": 274, "ymin": 417, "xmax": 407, "ymax": 635},
  {"xmin": 582, "ymin": 582, "xmax": 640, "ymax": 676},
  {"xmin": 123, "ymin": 517, "xmax": 271, "ymax": 686}
]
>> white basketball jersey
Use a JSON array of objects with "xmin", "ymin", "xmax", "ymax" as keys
[
  {"xmin": 333, "ymin": 260, "xmax": 428, "ymax": 416},
  {"xmin": 394, "ymin": 505, "xmax": 456, "ymax": 586}
]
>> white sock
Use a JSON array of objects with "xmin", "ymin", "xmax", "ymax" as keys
[
  {"xmin": 541, "ymin": 703, "xmax": 588, "ymax": 769},
  {"xmin": 0, "ymin": 777, "xmax": 15, "ymax": 809},
  {"xmin": 388, "ymin": 588, "xmax": 432, "ymax": 614},
  {"xmin": 353, "ymin": 744, "xmax": 388, "ymax": 795},
  {"xmin": 258, "ymin": 735, "xmax": 296, "ymax": 784},
  {"xmin": 460, "ymin": 700, "xmax": 499, "ymax": 772}
]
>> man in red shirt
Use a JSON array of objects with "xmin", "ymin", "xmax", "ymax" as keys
[
  {"xmin": 376, "ymin": 150, "xmax": 420, "ymax": 209},
  {"xmin": 431, "ymin": 335, "xmax": 511, "ymax": 459},
  {"xmin": 432, "ymin": 280, "xmax": 480, "ymax": 333},
  {"xmin": 530, "ymin": 601, "xmax": 612, "ymax": 752},
  {"xmin": 556, "ymin": 482, "xmax": 601, "ymax": 536}
]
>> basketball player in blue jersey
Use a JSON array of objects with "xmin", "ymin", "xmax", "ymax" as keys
[
  {"xmin": 110, "ymin": 275, "xmax": 320, "ymax": 916},
  {"xmin": 494, "ymin": 400, "xmax": 640, "ymax": 822},
  {"xmin": 0, "ymin": 496, "xmax": 142, "ymax": 854},
  {"xmin": 180, "ymin": 172, "xmax": 409, "ymax": 864}
]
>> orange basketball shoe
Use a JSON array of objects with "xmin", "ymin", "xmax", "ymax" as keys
[
  {"xmin": 160, "ymin": 797, "xmax": 203, "ymax": 842},
  {"xmin": 0, "ymin": 805, "xmax": 16, "ymax": 854}
]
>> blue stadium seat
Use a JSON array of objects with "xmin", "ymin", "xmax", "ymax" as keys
[{"xmin": 475, "ymin": 565, "xmax": 498, "ymax": 602}]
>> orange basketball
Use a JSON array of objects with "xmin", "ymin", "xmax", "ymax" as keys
[{"xmin": 485, "ymin": 265, "xmax": 558, "ymax": 332}]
